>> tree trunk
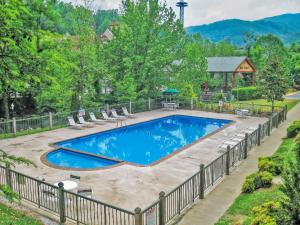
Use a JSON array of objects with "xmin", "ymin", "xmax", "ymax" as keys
[
  {"xmin": 3, "ymin": 92, "xmax": 10, "ymax": 120},
  {"xmin": 272, "ymin": 100, "xmax": 275, "ymax": 113}
]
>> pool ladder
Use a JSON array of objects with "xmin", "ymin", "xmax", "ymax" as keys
[{"xmin": 116, "ymin": 120, "xmax": 126, "ymax": 127}]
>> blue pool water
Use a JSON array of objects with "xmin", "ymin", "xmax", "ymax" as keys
[
  {"xmin": 52, "ymin": 115, "xmax": 231, "ymax": 167},
  {"xmin": 47, "ymin": 149, "xmax": 119, "ymax": 169}
]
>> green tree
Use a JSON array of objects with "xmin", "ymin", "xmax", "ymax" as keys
[
  {"xmin": 103, "ymin": 0, "xmax": 185, "ymax": 100},
  {"xmin": 174, "ymin": 35, "xmax": 208, "ymax": 95},
  {"xmin": 281, "ymin": 134, "xmax": 300, "ymax": 224},
  {"xmin": 251, "ymin": 35, "xmax": 287, "ymax": 72},
  {"xmin": 288, "ymin": 43, "xmax": 300, "ymax": 86},
  {"xmin": 115, "ymin": 75, "xmax": 137, "ymax": 102},
  {"xmin": 258, "ymin": 56, "xmax": 290, "ymax": 112},
  {"xmin": 0, "ymin": 0, "xmax": 35, "ymax": 119}
]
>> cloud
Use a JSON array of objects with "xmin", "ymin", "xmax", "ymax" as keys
[{"xmin": 66, "ymin": 0, "xmax": 300, "ymax": 26}]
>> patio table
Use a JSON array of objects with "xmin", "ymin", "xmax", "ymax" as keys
[{"xmin": 54, "ymin": 180, "xmax": 78, "ymax": 191}]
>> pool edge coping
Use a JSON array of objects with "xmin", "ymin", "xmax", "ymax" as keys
[{"xmin": 42, "ymin": 114, "xmax": 235, "ymax": 171}]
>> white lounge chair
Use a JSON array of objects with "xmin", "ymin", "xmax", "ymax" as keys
[
  {"xmin": 111, "ymin": 109, "xmax": 126, "ymax": 120},
  {"xmin": 122, "ymin": 107, "xmax": 136, "ymax": 118},
  {"xmin": 77, "ymin": 116, "xmax": 94, "ymax": 128},
  {"xmin": 67, "ymin": 116, "xmax": 84, "ymax": 129},
  {"xmin": 89, "ymin": 112, "xmax": 106, "ymax": 124},
  {"xmin": 235, "ymin": 109, "xmax": 251, "ymax": 119},
  {"xmin": 101, "ymin": 111, "xmax": 118, "ymax": 122}
]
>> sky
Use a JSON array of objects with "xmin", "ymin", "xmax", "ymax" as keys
[{"xmin": 70, "ymin": 0, "xmax": 300, "ymax": 27}]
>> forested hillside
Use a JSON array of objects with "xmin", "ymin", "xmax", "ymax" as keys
[
  {"xmin": 186, "ymin": 13, "xmax": 300, "ymax": 45},
  {"xmin": 1, "ymin": 0, "xmax": 299, "ymax": 120}
]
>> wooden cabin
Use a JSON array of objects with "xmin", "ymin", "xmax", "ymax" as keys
[{"xmin": 207, "ymin": 56, "xmax": 257, "ymax": 90}]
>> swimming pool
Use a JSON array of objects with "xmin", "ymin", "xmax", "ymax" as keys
[
  {"xmin": 47, "ymin": 115, "xmax": 231, "ymax": 169},
  {"xmin": 46, "ymin": 149, "xmax": 120, "ymax": 169}
]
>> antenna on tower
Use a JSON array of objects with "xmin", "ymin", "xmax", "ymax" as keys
[{"xmin": 176, "ymin": 0, "xmax": 188, "ymax": 25}]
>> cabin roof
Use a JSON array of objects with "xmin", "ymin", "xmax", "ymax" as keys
[{"xmin": 207, "ymin": 56, "xmax": 255, "ymax": 72}]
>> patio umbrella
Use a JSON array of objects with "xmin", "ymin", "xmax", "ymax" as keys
[
  {"xmin": 162, "ymin": 89, "xmax": 180, "ymax": 95},
  {"xmin": 162, "ymin": 89, "xmax": 180, "ymax": 102}
]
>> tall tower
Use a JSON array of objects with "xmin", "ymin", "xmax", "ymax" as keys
[{"xmin": 176, "ymin": 0, "xmax": 188, "ymax": 25}]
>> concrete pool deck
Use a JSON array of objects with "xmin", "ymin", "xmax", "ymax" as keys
[{"xmin": 0, "ymin": 110, "xmax": 267, "ymax": 211}]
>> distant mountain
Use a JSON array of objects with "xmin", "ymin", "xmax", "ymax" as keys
[{"xmin": 186, "ymin": 13, "xmax": 300, "ymax": 46}]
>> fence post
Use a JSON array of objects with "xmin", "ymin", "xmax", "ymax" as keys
[
  {"xmin": 12, "ymin": 118, "xmax": 17, "ymax": 135},
  {"xmin": 258, "ymin": 124, "xmax": 261, "ymax": 146},
  {"xmin": 159, "ymin": 191, "xmax": 166, "ymax": 225},
  {"xmin": 106, "ymin": 104, "xmax": 110, "ymax": 113},
  {"xmin": 191, "ymin": 98, "xmax": 194, "ymax": 110},
  {"xmin": 199, "ymin": 164, "xmax": 205, "ymax": 199},
  {"xmin": 244, "ymin": 133, "xmax": 248, "ymax": 159},
  {"xmin": 134, "ymin": 207, "xmax": 142, "ymax": 225},
  {"xmin": 226, "ymin": 146, "xmax": 230, "ymax": 175},
  {"xmin": 49, "ymin": 112, "xmax": 53, "ymax": 129},
  {"xmin": 268, "ymin": 118, "xmax": 271, "ymax": 136},
  {"xmin": 276, "ymin": 114, "xmax": 279, "ymax": 128},
  {"xmin": 5, "ymin": 166, "xmax": 12, "ymax": 188},
  {"xmin": 129, "ymin": 101, "xmax": 132, "ymax": 114},
  {"xmin": 58, "ymin": 182, "xmax": 66, "ymax": 224},
  {"xmin": 148, "ymin": 98, "xmax": 151, "ymax": 110},
  {"xmin": 285, "ymin": 105, "xmax": 288, "ymax": 120}
]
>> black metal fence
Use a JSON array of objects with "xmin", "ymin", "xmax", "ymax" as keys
[
  {"xmin": 141, "ymin": 107, "xmax": 286, "ymax": 225},
  {"xmin": 0, "ymin": 102, "xmax": 287, "ymax": 225}
]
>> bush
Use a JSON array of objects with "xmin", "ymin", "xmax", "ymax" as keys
[
  {"xmin": 287, "ymin": 120, "xmax": 300, "ymax": 138},
  {"xmin": 258, "ymin": 157, "xmax": 282, "ymax": 175},
  {"xmin": 242, "ymin": 177, "xmax": 256, "ymax": 193},
  {"xmin": 258, "ymin": 171, "xmax": 273, "ymax": 188},
  {"xmin": 232, "ymin": 86, "xmax": 261, "ymax": 101},
  {"xmin": 251, "ymin": 201, "xmax": 289, "ymax": 225},
  {"xmin": 242, "ymin": 172, "xmax": 273, "ymax": 193}
]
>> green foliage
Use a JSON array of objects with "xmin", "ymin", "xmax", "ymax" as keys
[
  {"xmin": 287, "ymin": 120, "xmax": 300, "ymax": 138},
  {"xmin": 259, "ymin": 171, "xmax": 273, "ymax": 188},
  {"xmin": 258, "ymin": 157, "xmax": 282, "ymax": 176},
  {"xmin": 258, "ymin": 56, "xmax": 290, "ymax": 112},
  {"xmin": 251, "ymin": 201, "xmax": 288, "ymax": 225},
  {"xmin": 0, "ymin": 185, "xmax": 20, "ymax": 202},
  {"xmin": 242, "ymin": 172, "xmax": 273, "ymax": 194},
  {"xmin": 0, "ymin": 149, "xmax": 36, "ymax": 201},
  {"xmin": 281, "ymin": 133, "xmax": 300, "ymax": 224},
  {"xmin": 180, "ymin": 84, "xmax": 197, "ymax": 99},
  {"xmin": 232, "ymin": 86, "xmax": 261, "ymax": 101},
  {"xmin": 215, "ymin": 186, "xmax": 285, "ymax": 225},
  {"xmin": 0, "ymin": 202, "xmax": 42, "ymax": 225},
  {"xmin": 242, "ymin": 177, "xmax": 256, "ymax": 193}
]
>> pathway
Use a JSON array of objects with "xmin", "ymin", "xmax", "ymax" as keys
[
  {"xmin": 285, "ymin": 91, "xmax": 300, "ymax": 99},
  {"xmin": 176, "ymin": 103, "xmax": 300, "ymax": 225}
]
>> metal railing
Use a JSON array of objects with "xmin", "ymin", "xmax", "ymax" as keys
[
  {"xmin": 0, "ymin": 102, "xmax": 287, "ymax": 225},
  {"xmin": 0, "ymin": 167, "xmax": 135, "ymax": 225},
  {"xmin": 0, "ymin": 97, "xmax": 287, "ymax": 137},
  {"xmin": 141, "ymin": 106, "xmax": 285, "ymax": 225}
]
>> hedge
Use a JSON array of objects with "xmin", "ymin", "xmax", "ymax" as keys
[
  {"xmin": 232, "ymin": 86, "xmax": 261, "ymax": 101},
  {"xmin": 287, "ymin": 120, "xmax": 300, "ymax": 138}
]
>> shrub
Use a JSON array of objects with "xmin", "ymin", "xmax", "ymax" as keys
[
  {"xmin": 258, "ymin": 157, "xmax": 282, "ymax": 175},
  {"xmin": 242, "ymin": 177, "xmax": 255, "ymax": 193},
  {"xmin": 232, "ymin": 86, "xmax": 261, "ymax": 101},
  {"xmin": 258, "ymin": 171, "xmax": 273, "ymax": 188},
  {"xmin": 251, "ymin": 214, "xmax": 277, "ymax": 225},
  {"xmin": 251, "ymin": 201, "xmax": 289, "ymax": 225},
  {"xmin": 287, "ymin": 120, "xmax": 300, "ymax": 138},
  {"xmin": 242, "ymin": 172, "xmax": 273, "ymax": 193}
]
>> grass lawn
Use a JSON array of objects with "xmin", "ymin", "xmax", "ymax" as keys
[
  {"xmin": 0, "ymin": 202, "xmax": 42, "ymax": 225},
  {"xmin": 237, "ymin": 99, "xmax": 300, "ymax": 111},
  {"xmin": 215, "ymin": 137, "xmax": 295, "ymax": 225},
  {"xmin": 0, "ymin": 125, "xmax": 64, "ymax": 139}
]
